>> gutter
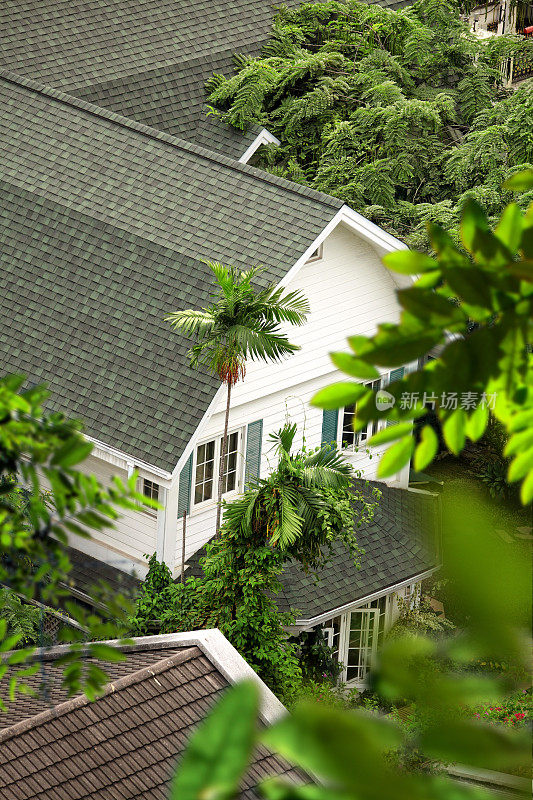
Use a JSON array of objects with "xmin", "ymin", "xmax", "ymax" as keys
[{"xmin": 293, "ymin": 567, "xmax": 440, "ymax": 628}]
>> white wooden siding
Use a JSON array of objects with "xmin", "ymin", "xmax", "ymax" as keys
[
  {"xmin": 64, "ymin": 454, "xmax": 158, "ymax": 578},
  {"xmin": 175, "ymin": 223, "xmax": 409, "ymax": 574}
]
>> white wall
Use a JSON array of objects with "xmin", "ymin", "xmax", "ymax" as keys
[
  {"xmin": 174, "ymin": 222, "xmax": 409, "ymax": 574},
  {"xmin": 64, "ymin": 454, "xmax": 159, "ymax": 579}
]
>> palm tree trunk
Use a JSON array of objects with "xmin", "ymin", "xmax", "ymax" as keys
[{"xmin": 215, "ymin": 381, "xmax": 232, "ymax": 535}]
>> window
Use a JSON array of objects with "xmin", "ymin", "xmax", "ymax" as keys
[
  {"xmin": 340, "ymin": 378, "xmax": 381, "ymax": 450},
  {"xmin": 193, "ymin": 431, "xmax": 242, "ymax": 506},
  {"xmin": 142, "ymin": 478, "xmax": 159, "ymax": 501},
  {"xmin": 222, "ymin": 431, "xmax": 239, "ymax": 494},
  {"xmin": 306, "ymin": 244, "xmax": 323, "ymax": 263},
  {"xmin": 194, "ymin": 440, "xmax": 215, "ymax": 504},
  {"xmin": 323, "ymin": 595, "xmax": 392, "ymax": 686}
]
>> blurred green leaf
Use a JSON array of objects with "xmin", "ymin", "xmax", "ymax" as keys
[
  {"xmin": 262, "ymin": 702, "xmax": 402, "ymax": 790},
  {"xmin": 414, "ymin": 425, "xmax": 438, "ymax": 471},
  {"xmin": 330, "ymin": 353, "xmax": 380, "ymax": 379},
  {"xmin": 170, "ymin": 681, "xmax": 259, "ymax": 800},
  {"xmin": 50, "ymin": 437, "xmax": 93, "ymax": 468},
  {"xmin": 367, "ymin": 423, "xmax": 414, "ymax": 447},
  {"xmin": 503, "ymin": 169, "xmax": 533, "ymax": 191},
  {"xmin": 494, "ymin": 203, "xmax": 522, "ymax": 253},
  {"xmin": 88, "ymin": 643, "xmax": 126, "ymax": 663},
  {"xmin": 377, "ymin": 436, "xmax": 414, "ymax": 478},
  {"xmin": 383, "ymin": 250, "xmax": 438, "ymax": 275},
  {"xmin": 420, "ymin": 720, "xmax": 531, "ymax": 772},
  {"xmin": 311, "ymin": 382, "xmax": 368, "ymax": 409},
  {"xmin": 443, "ymin": 410, "xmax": 466, "ymax": 455}
]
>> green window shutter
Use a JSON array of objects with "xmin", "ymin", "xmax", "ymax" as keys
[
  {"xmin": 387, "ymin": 367, "xmax": 405, "ymax": 427},
  {"xmin": 177, "ymin": 452, "xmax": 193, "ymax": 516},
  {"xmin": 321, "ymin": 409, "xmax": 338, "ymax": 446},
  {"xmin": 245, "ymin": 420, "xmax": 263, "ymax": 484},
  {"xmin": 389, "ymin": 367, "xmax": 405, "ymax": 383}
]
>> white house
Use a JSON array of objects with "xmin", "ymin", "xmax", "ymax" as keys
[
  {"xmin": 0, "ymin": 67, "xmax": 427, "ymax": 584},
  {"xmin": 0, "ymin": 1, "xmax": 442, "ymax": 689}
]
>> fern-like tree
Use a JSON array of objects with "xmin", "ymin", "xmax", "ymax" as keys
[
  {"xmin": 206, "ymin": 0, "xmax": 533, "ymax": 249},
  {"xmin": 166, "ymin": 263, "xmax": 309, "ymax": 533}
]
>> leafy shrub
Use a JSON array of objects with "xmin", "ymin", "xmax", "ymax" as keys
[
  {"xmin": 0, "ymin": 587, "xmax": 44, "ymax": 647},
  {"xmin": 292, "ymin": 629, "xmax": 343, "ymax": 683},
  {"xmin": 208, "ymin": 0, "xmax": 533, "ymax": 249},
  {"xmin": 473, "ymin": 688, "xmax": 532, "ymax": 729}
]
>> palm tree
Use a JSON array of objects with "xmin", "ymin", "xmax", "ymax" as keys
[
  {"xmin": 166, "ymin": 262, "xmax": 309, "ymax": 533},
  {"xmin": 222, "ymin": 422, "xmax": 357, "ymax": 568}
]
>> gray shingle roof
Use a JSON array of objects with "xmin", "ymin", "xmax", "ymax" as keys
[
  {"xmin": 0, "ymin": 0, "xmax": 301, "ymax": 156},
  {"xmin": 279, "ymin": 482, "xmax": 440, "ymax": 621},
  {"xmin": 0, "ymin": 0, "xmax": 293, "ymax": 92},
  {"xmin": 0, "ymin": 1, "xmax": 412, "ymax": 156},
  {"xmin": 187, "ymin": 482, "xmax": 440, "ymax": 623},
  {"xmin": 72, "ymin": 48, "xmax": 264, "ymax": 159},
  {"xmin": 0, "ymin": 71, "xmax": 341, "ymax": 470},
  {"xmin": 0, "ymin": 635, "xmax": 304, "ymax": 799}
]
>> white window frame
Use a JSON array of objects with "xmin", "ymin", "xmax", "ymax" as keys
[
  {"xmin": 191, "ymin": 428, "xmax": 244, "ymax": 511},
  {"xmin": 137, "ymin": 476, "xmax": 160, "ymax": 517},
  {"xmin": 339, "ymin": 375, "xmax": 386, "ymax": 452},
  {"xmin": 322, "ymin": 593, "xmax": 396, "ymax": 688},
  {"xmin": 305, "ymin": 243, "xmax": 323, "ymax": 263}
]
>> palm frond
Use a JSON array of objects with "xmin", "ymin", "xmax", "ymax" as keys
[
  {"xmin": 205, "ymin": 261, "xmax": 237, "ymax": 302},
  {"xmin": 226, "ymin": 324, "xmax": 300, "ymax": 361},
  {"xmin": 165, "ymin": 309, "xmax": 215, "ymax": 336},
  {"xmin": 304, "ymin": 444, "xmax": 354, "ymax": 476},
  {"xmin": 221, "ymin": 489, "xmax": 257, "ymax": 536},
  {"xmin": 269, "ymin": 485, "xmax": 303, "ymax": 548},
  {"xmin": 268, "ymin": 423, "xmax": 297, "ymax": 455},
  {"xmin": 256, "ymin": 287, "xmax": 310, "ymax": 325},
  {"xmin": 300, "ymin": 465, "xmax": 352, "ymax": 491}
]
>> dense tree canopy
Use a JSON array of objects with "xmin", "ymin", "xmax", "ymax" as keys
[{"xmin": 207, "ymin": 0, "xmax": 533, "ymax": 248}]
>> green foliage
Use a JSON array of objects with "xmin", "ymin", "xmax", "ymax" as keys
[
  {"xmin": 166, "ymin": 262, "xmax": 309, "ymax": 385},
  {"xmin": 170, "ymin": 499, "xmax": 531, "ymax": 800},
  {"xmin": 293, "ymin": 629, "xmax": 343, "ymax": 683},
  {"xmin": 0, "ymin": 587, "xmax": 43, "ymax": 647},
  {"xmin": 389, "ymin": 588, "xmax": 455, "ymax": 639},
  {"xmin": 170, "ymin": 680, "xmax": 259, "ymax": 800},
  {"xmin": 473, "ymin": 689, "xmax": 531, "ymax": 729},
  {"xmin": 0, "ymin": 374, "xmax": 145, "ymax": 704},
  {"xmin": 312, "ymin": 175, "xmax": 533, "ymax": 504},
  {"xmin": 208, "ymin": 0, "xmax": 533, "ymax": 249},
  {"xmin": 130, "ymin": 425, "xmax": 379, "ymax": 701}
]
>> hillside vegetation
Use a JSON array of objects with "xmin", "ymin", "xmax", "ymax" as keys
[{"xmin": 208, "ymin": 0, "xmax": 533, "ymax": 247}]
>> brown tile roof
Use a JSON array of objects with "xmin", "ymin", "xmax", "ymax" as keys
[
  {"xmin": 0, "ymin": 634, "xmax": 302, "ymax": 799},
  {"xmin": 0, "ymin": 647, "xmax": 183, "ymax": 729}
]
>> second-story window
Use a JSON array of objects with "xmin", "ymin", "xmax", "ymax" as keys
[
  {"xmin": 193, "ymin": 431, "xmax": 242, "ymax": 506},
  {"xmin": 340, "ymin": 378, "xmax": 381, "ymax": 450}
]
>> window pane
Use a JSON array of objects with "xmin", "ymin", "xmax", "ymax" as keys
[
  {"xmin": 222, "ymin": 431, "xmax": 239, "ymax": 494},
  {"xmin": 203, "ymin": 477, "xmax": 213, "ymax": 501},
  {"xmin": 142, "ymin": 479, "xmax": 159, "ymax": 501},
  {"xmin": 194, "ymin": 440, "xmax": 215, "ymax": 504},
  {"xmin": 342, "ymin": 403, "xmax": 357, "ymax": 449}
]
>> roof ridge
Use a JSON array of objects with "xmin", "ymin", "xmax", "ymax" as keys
[
  {"xmin": 0, "ymin": 69, "xmax": 342, "ymax": 211},
  {"xmin": 0, "ymin": 647, "xmax": 202, "ymax": 744},
  {"xmin": 70, "ymin": 42, "xmax": 250, "ymax": 95}
]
